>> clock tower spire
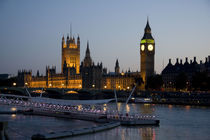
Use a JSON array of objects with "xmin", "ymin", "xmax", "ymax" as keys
[{"xmin": 140, "ymin": 19, "xmax": 155, "ymax": 88}]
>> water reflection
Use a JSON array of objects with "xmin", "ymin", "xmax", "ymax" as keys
[
  {"xmin": 120, "ymin": 126, "xmax": 156, "ymax": 140},
  {"xmin": 126, "ymin": 104, "xmax": 130, "ymax": 113},
  {"xmin": 140, "ymin": 127, "xmax": 156, "ymax": 140},
  {"xmin": 1, "ymin": 103, "xmax": 210, "ymax": 140},
  {"xmin": 11, "ymin": 114, "xmax": 16, "ymax": 118},
  {"xmin": 140, "ymin": 104, "xmax": 154, "ymax": 114},
  {"xmin": 185, "ymin": 105, "xmax": 191, "ymax": 110},
  {"xmin": 168, "ymin": 105, "xmax": 173, "ymax": 109}
]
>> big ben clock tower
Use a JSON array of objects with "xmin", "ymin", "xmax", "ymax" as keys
[{"xmin": 140, "ymin": 19, "xmax": 155, "ymax": 86}]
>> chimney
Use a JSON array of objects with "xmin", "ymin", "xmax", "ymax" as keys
[
  {"xmin": 176, "ymin": 58, "xmax": 179, "ymax": 64},
  {"xmin": 180, "ymin": 59, "xmax": 183, "ymax": 64},
  {"xmin": 205, "ymin": 57, "xmax": 208, "ymax": 63},
  {"xmin": 185, "ymin": 57, "xmax": 188, "ymax": 63},
  {"xmin": 200, "ymin": 60, "xmax": 202, "ymax": 64},
  {"xmin": 208, "ymin": 56, "xmax": 210, "ymax": 63},
  {"xmin": 169, "ymin": 59, "xmax": 171, "ymax": 64},
  {"xmin": 194, "ymin": 57, "xmax": 196, "ymax": 62},
  {"xmin": 190, "ymin": 60, "xmax": 192, "ymax": 64}
]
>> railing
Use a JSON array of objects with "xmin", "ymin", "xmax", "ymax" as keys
[
  {"xmin": 0, "ymin": 93, "xmax": 157, "ymax": 120},
  {"xmin": 0, "ymin": 94, "xmax": 106, "ymax": 116}
]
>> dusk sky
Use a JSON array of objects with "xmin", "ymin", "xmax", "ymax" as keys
[{"xmin": 0, "ymin": 0, "xmax": 210, "ymax": 76}]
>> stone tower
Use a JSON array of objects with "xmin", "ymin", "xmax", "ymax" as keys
[
  {"xmin": 140, "ymin": 19, "xmax": 155, "ymax": 84},
  {"xmin": 61, "ymin": 34, "xmax": 80, "ymax": 74}
]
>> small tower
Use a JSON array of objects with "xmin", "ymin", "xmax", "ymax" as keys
[
  {"xmin": 140, "ymin": 19, "xmax": 155, "ymax": 86},
  {"xmin": 115, "ymin": 59, "xmax": 120, "ymax": 74}
]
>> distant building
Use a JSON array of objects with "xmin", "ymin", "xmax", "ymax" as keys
[
  {"xmin": 140, "ymin": 19, "xmax": 155, "ymax": 88},
  {"xmin": 162, "ymin": 56, "xmax": 210, "ymax": 90},
  {"xmin": 16, "ymin": 23, "xmax": 150, "ymax": 90}
]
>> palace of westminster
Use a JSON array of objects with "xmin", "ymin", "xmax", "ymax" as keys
[{"xmin": 17, "ymin": 20, "xmax": 210, "ymax": 90}]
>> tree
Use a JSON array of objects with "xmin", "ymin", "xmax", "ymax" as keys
[
  {"xmin": 192, "ymin": 72, "xmax": 208, "ymax": 91},
  {"xmin": 175, "ymin": 72, "xmax": 188, "ymax": 90},
  {"xmin": 135, "ymin": 76, "xmax": 144, "ymax": 86},
  {"xmin": 146, "ymin": 74, "xmax": 163, "ymax": 90},
  {"xmin": 0, "ymin": 77, "xmax": 17, "ymax": 87}
]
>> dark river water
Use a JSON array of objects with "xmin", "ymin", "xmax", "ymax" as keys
[{"xmin": 0, "ymin": 103, "xmax": 210, "ymax": 140}]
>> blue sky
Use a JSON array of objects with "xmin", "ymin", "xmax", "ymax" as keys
[{"xmin": 0, "ymin": 0, "xmax": 210, "ymax": 75}]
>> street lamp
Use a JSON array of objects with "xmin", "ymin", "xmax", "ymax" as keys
[{"xmin": 13, "ymin": 82, "xmax": 16, "ymax": 86}]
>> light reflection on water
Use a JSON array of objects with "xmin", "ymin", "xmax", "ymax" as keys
[{"xmin": 1, "ymin": 103, "xmax": 210, "ymax": 140}]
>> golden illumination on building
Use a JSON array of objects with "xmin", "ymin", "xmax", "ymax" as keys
[
  {"xmin": 66, "ymin": 90, "xmax": 78, "ymax": 94},
  {"xmin": 103, "ymin": 75, "xmax": 136, "ymax": 90}
]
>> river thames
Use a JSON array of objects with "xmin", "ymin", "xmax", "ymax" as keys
[{"xmin": 1, "ymin": 103, "xmax": 210, "ymax": 140}]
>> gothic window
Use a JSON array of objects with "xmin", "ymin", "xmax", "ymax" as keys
[{"xmin": 70, "ymin": 57, "xmax": 76, "ymax": 67}]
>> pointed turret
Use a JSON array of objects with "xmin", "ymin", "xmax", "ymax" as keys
[
  {"xmin": 36, "ymin": 70, "xmax": 40, "ymax": 77},
  {"xmin": 67, "ymin": 34, "xmax": 69, "ymax": 40},
  {"xmin": 62, "ymin": 35, "xmax": 66, "ymax": 48},
  {"xmin": 145, "ymin": 18, "xmax": 151, "ymax": 33},
  {"xmin": 62, "ymin": 35, "xmax": 65, "ymax": 41},
  {"xmin": 83, "ymin": 41, "xmax": 92, "ymax": 67},
  {"xmin": 66, "ymin": 34, "xmax": 69, "ymax": 46},
  {"xmin": 142, "ymin": 19, "xmax": 154, "ymax": 40},
  {"xmin": 115, "ymin": 59, "xmax": 119, "ymax": 67},
  {"xmin": 86, "ymin": 41, "xmax": 90, "ymax": 58},
  {"xmin": 77, "ymin": 35, "xmax": 80, "ymax": 41},
  {"xmin": 77, "ymin": 35, "xmax": 80, "ymax": 49},
  {"xmin": 115, "ymin": 59, "xmax": 120, "ymax": 74}
]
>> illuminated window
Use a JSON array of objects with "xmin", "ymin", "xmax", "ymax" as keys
[{"xmin": 70, "ymin": 57, "xmax": 76, "ymax": 67}]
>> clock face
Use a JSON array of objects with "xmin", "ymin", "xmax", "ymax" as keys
[
  {"xmin": 148, "ymin": 44, "xmax": 153, "ymax": 51},
  {"xmin": 141, "ymin": 45, "xmax": 145, "ymax": 51}
]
